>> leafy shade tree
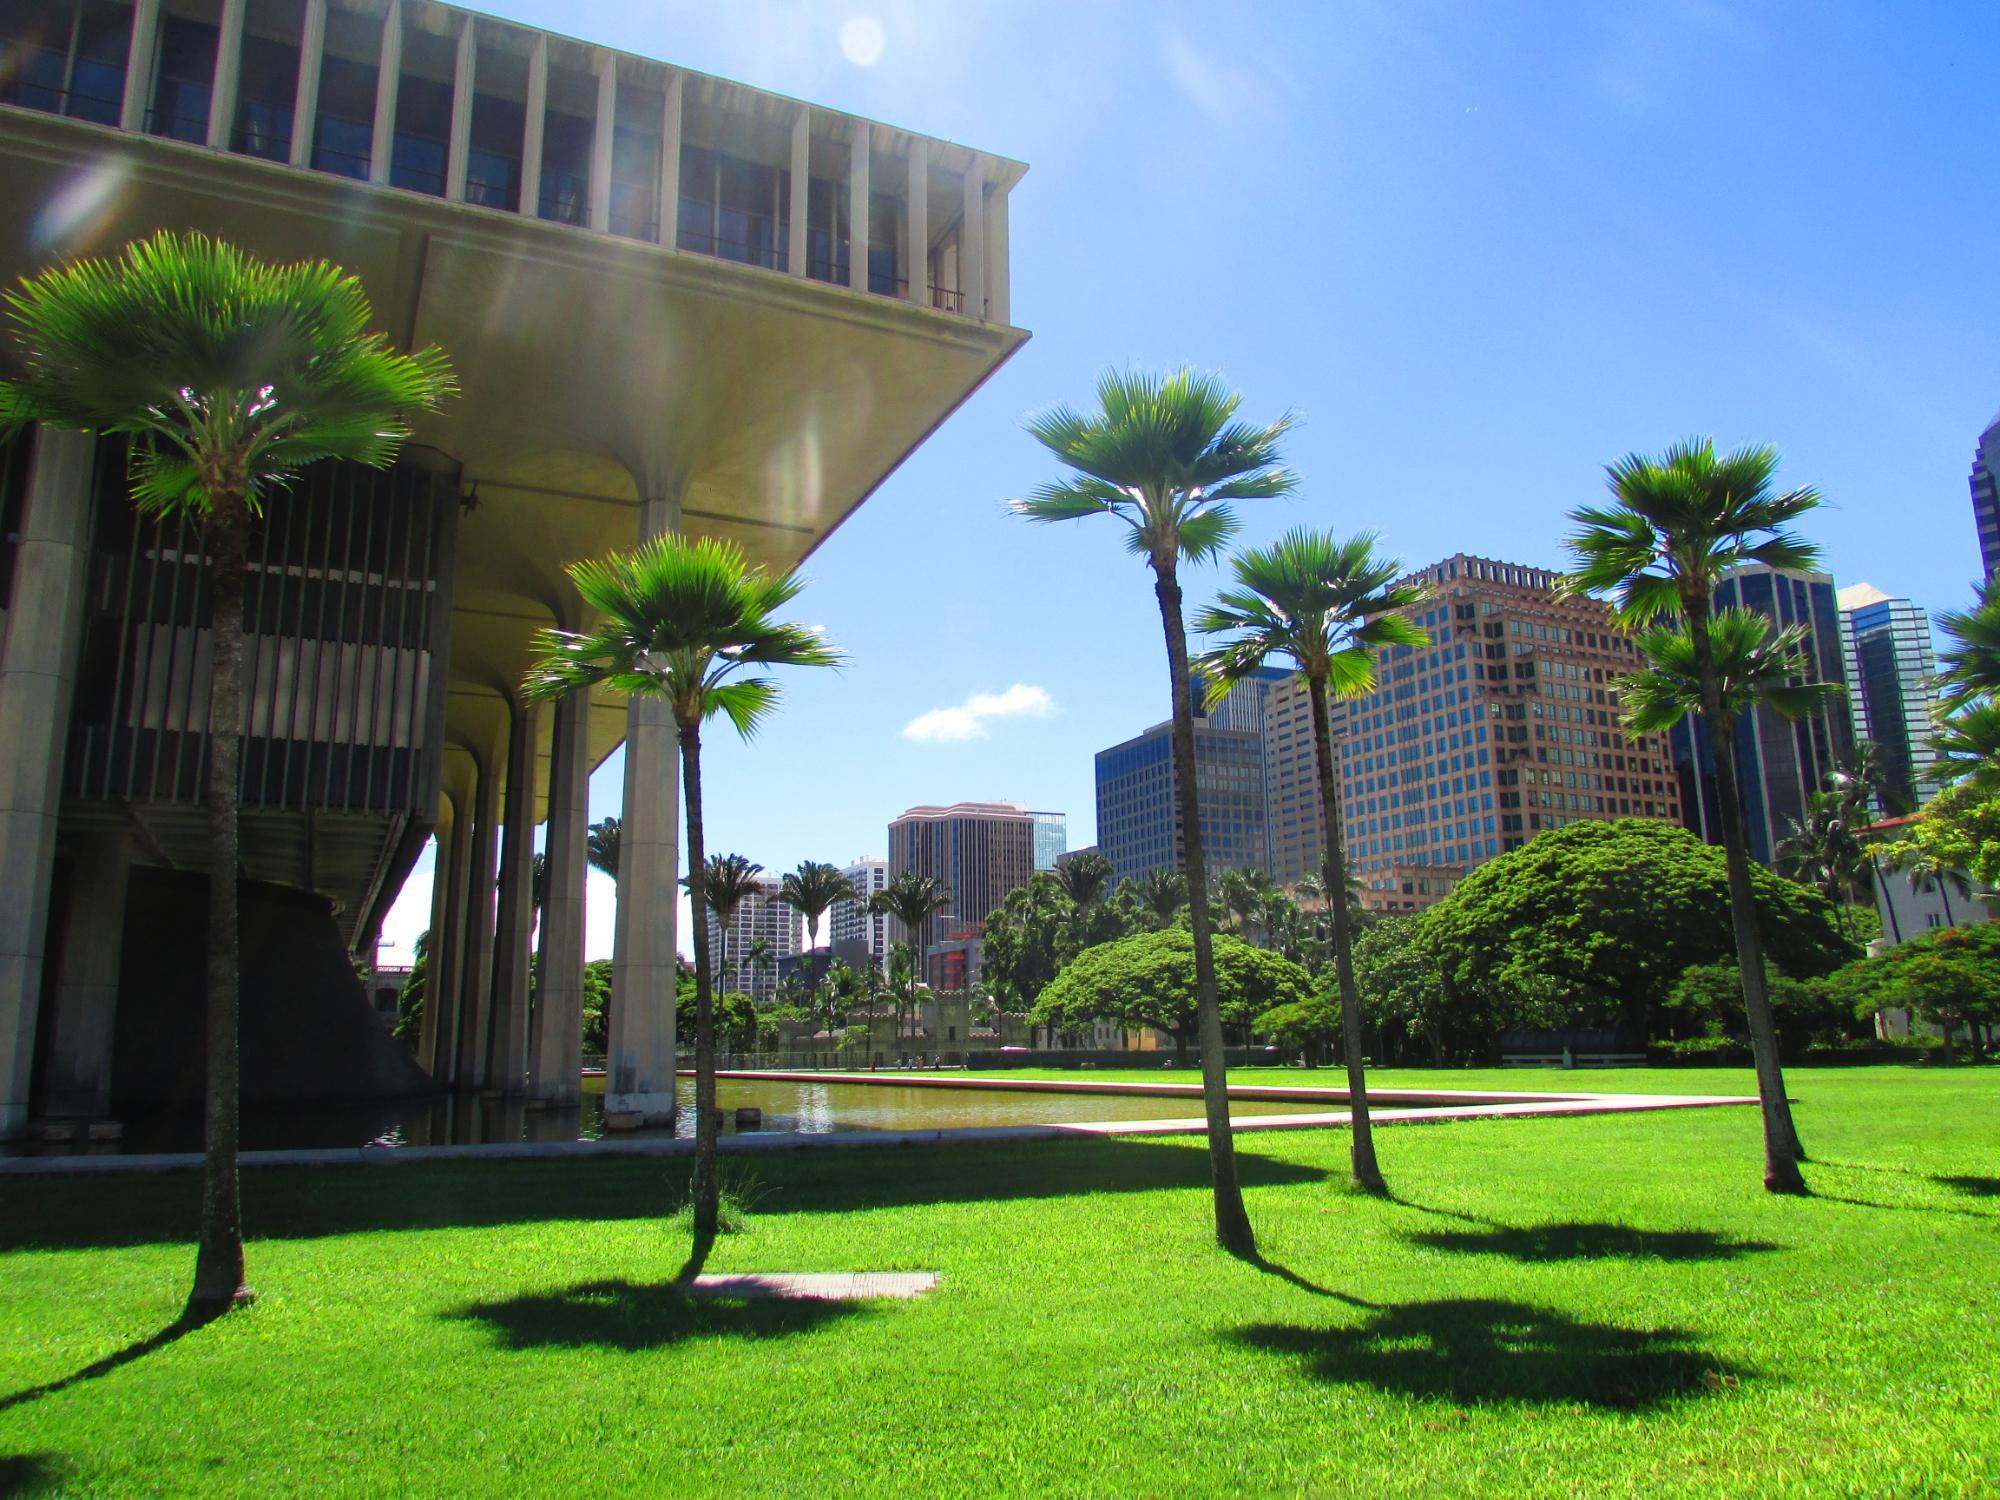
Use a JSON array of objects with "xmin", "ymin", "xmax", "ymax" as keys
[
  {"xmin": 1032, "ymin": 929, "xmax": 1315, "ymax": 1059},
  {"xmin": 1665, "ymin": 962, "xmax": 1854, "ymax": 1053},
  {"xmin": 693, "ymin": 853, "xmax": 766, "ymax": 993},
  {"xmin": 1566, "ymin": 439, "xmax": 1831, "ymax": 1194},
  {"xmin": 1197, "ymin": 527, "xmax": 1428, "ymax": 1195},
  {"xmin": 393, "ymin": 930, "xmax": 431, "ymax": 1047},
  {"xmin": 523, "ymin": 534, "xmax": 841, "ymax": 1241},
  {"xmin": 1254, "ymin": 993, "xmax": 1338, "ymax": 1065},
  {"xmin": 779, "ymin": 860, "xmax": 858, "ymax": 954},
  {"xmin": 581, "ymin": 960, "xmax": 613, "ymax": 1054},
  {"xmin": 1349, "ymin": 916, "xmax": 1457, "ymax": 1066},
  {"xmin": 1827, "ymin": 923, "xmax": 2000, "ymax": 1062},
  {"xmin": 1130, "ymin": 869, "xmax": 1189, "ymax": 930},
  {"xmin": 1875, "ymin": 782, "xmax": 2000, "ymax": 897},
  {"xmin": 1012, "ymin": 367, "xmax": 1296, "ymax": 1256},
  {"xmin": 1424, "ymin": 820, "xmax": 1854, "ymax": 1039},
  {"xmin": 585, "ymin": 816, "xmax": 622, "ymax": 882},
  {"xmin": 0, "ymin": 230, "xmax": 454, "ymax": 1312},
  {"xmin": 870, "ymin": 870, "xmax": 951, "ymax": 1045}
]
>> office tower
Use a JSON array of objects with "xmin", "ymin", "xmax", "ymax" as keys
[
  {"xmin": 1331, "ymin": 556, "xmax": 1681, "ymax": 914},
  {"xmin": 829, "ymin": 856, "xmax": 890, "ymax": 973},
  {"xmin": 1029, "ymin": 811, "xmax": 1067, "ymax": 871},
  {"xmin": 886, "ymin": 803, "xmax": 1037, "ymax": 963},
  {"xmin": 1972, "ymin": 413, "xmax": 2000, "ymax": 580},
  {"xmin": 1838, "ymin": 584, "xmax": 1940, "ymax": 812},
  {"xmin": 1670, "ymin": 566, "xmax": 1853, "ymax": 866}
]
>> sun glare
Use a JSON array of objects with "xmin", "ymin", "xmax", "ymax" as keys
[{"xmin": 838, "ymin": 15, "xmax": 886, "ymax": 67}]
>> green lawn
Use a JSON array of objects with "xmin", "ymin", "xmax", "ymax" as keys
[
  {"xmin": 983, "ymin": 1063, "xmax": 1774, "ymax": 1094},
  {"xmin": 1, "ymin": 1066, "xmax": 1995, "ymax": 1497}
]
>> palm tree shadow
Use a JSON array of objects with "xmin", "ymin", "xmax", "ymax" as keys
[
  {"xmin": 0, "ymin": 1306, "xmax": 224, "ymax": 1414},
  {"xmin": 1405, "ymin": 1220, "xmax": 1781, "ymax": 1263},
  {"xmin": 1936, "ymin": 1175, "xmax": 2000, "ymax": 1199},
  {"xmin": 1230, "ymin": 1298, "xmax": 1746, "ymax": 1410},
  {"xmin": 0, "ymin": 1454, "xmax": 68, "ymax": 1499},
  {"xmin": 448, "ymin": 1279, "xmax": 866, "ymax": 1353}
]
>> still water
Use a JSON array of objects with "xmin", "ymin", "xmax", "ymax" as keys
[{"xmin": 18, "ymin": 1077, "xmax": 1335, "ymax": 1155}]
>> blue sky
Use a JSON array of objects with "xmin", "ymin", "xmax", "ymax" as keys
[{"xmin": 379, "ymin": 0, "xmax": 2000, "ymax": 963}]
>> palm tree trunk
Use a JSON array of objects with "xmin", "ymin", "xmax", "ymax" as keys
[
  {"xmin": 1152, "ymin": 558, "xmax": 1253, "ymax": 1255},
  {"xmin": 189, "ymin": 497, "xmax": 252, "ymax": 1313},
  {"xmin": 1308, "ymin": 674, "xmax": 1384, "ymax": 1193},
  {"xmin": 680, "ymin": 720, "xmax": 720, "ymax": 1242},
  {"xmin": 1690, "ymin": 610, "xmax": 1807, "ymax": 1193},
  {"xmin": 1872, "ymin": 855, "xmax": 1903, "ymax": 944}
]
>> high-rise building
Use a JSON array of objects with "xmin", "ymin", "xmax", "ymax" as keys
[
  {"xmin": 1670, "ymin": 565, "xmax": 1853, "ymax": 866},
  {"xmin": 1264, "ymin": 673, "xmax": 1327, "ymax": 888},
  {"xmin": 887, "ymin": 803, "xmax": 1037, "ymax": 963},
  {"xmin": 1094, "ymin": 668, "xmax": 1287, "ymax": 884},
  {"xmin": 1029, "ymin": 812, "xmax": 1067, "ymax": 871},
  {"xmin": 1331, "ymin": 555, "xmax": 1681, "ymax": 914},
  {"xmin": 706, "ymin": 877, "xmax": 801, "ymax": 1003},
  {"xmin": 829, "ymin": 856, "xmax": 890, "ymax": 974},
  {"xmin": 1971, "ymin": 413, "xmax": 2000, "ymax": 580},
  {"xmin": 1838, "ymin": 583, "xmax": 1940, "ymax": 811}
]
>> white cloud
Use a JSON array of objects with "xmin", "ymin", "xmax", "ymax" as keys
[{"xmin": 901, "ymin": 683, "xmax": 1056, "ymax": 744}]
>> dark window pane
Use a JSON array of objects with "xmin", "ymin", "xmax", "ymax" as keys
[
  {"xmin": 150, "ymin": 14, "xmax": 215, "ymax": 142},
  {"xmin": 311, "ymin": 55, "xmax": 376, "ymax": 178},
  {"xmin": 464, "ymin": 91, "xmax": 521, "ymax": 207},
  {"xmin": 232, "ymin": 33, "xmax": 296, "ymax": 159},
  {"xmin": 538, "ymin": 109, "xmax": 591, "ymax": 223},
  {"xmin": 66, "ymin": 1, "xmax": 129, "ymax": 123},
  {"xmin": 390, "ymin": 72, "xmax": 450, "ymax": 194}
]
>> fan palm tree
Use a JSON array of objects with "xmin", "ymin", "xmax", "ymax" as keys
[
  {"xmin": 1831, "ymin": 737, "xmax": 1908, "ymax": 821},
  {"xmin": 586, "ymin": 817, "xmax": 622, "ymax": 882},
  {"xmin": 1776, "ymin": 790, "xmax": 1867, "ymax": 940},
  {"xmin": 1053, "ymin": 849, "xmax": 1116, "ymax": 963},
  {"xmin": 693, "ymin": 853, "xmax": 765, "ymax": 992},
  {"xmin": 1011, "ymin": 368, "xmax": 1295, "ymax": 1255},
  {"xmin": 1929, "ymin": 699, "xmax": 2000, "ymax": 798},
  {"xmin": 1934, "ymin": 577, "xmax": 2000, "ymax": 711},
  {"xmin": 523, "ymin": 534, "xmax": 841, "ymax": 1241},
  {"xmin": 1130, "ymin": 868, "xmax": 1188, "ymax": 929},
  {"xmin": 744, "ymin": 936, "xmax": 774, "ymax": 995},
  {"xmin": 779, "ymin": 860, "xmax": 858, "ymax": 953},
  {"xmin": 869, "ymin": 870, "xmax": 952, "ymax": 1047},
  {"xmin": 1196, "ymin": 528, "xmax": 1429, "ymax": 1194},
  {"xmin": 0, "ymin": 230, "xmax": 454, "ymax": 1313}
]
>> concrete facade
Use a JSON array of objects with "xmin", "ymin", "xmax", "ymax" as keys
[{"xmin": 830, "ymin": 856, "xmax": 889, "ymax": 974}]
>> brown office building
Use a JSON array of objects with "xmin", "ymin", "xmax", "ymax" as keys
[
  {"xmin": 887, "ymin": 802, "xmax": 1036, "ymax": 979},
  {"xmin": 1329, "ymin": 555, "xmax": 1680, "ymax": 914}
]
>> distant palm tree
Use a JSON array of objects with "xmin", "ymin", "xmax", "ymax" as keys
[
  {"xmin": 870, "ymin": 870, "xmax": 952, "ymax": 1047},
  {"xmin": 1929, "ymin": 699, "xmax": 2000, "ymax": 797},
  {"xmin": 779, "ymin": 860, "xmax": 858, "ymax": 953},
  {"xmin": 744, "ymin": 936, "xmax": 774, "ymax": 994},
  {"xmin": 1566, "ymin": 439, "xmax": 1831, "ymax": 1196},
  {"xmin": 1777, "ymin": 790, "xmax": 1867, "ymax": 940},
  {"xmin": 1130, "ymin": 869, "xmax": 1188, "ymax": 929},
  {"xmin": 1196, "ymin": 527, "xmax": 1429, "ymax": 1195},
  {"xmin": 695, "ymin": 853, "xmax": 766, "ymax": 993},
  {"xmin": 1012, "ymin": 368, "xmax": 1295, "ymax": 1256},
  {"xmin": 1053, "ymin": 850, "xmax": 1115, "ymax": 910},
  {"xmin": 586, "ymin": 817, "xmax": 622, "ymax": 882},
  {"xmin": 0, "ymin": 229, "xmax": 453, "ymax": 1314},
  {"xmin": 1831, "ymin": 737, "xmax": 1909, "ymax": 820},
  {"xmin": 523, "ymin": 535, "xmax": 841, "ymax": 1241}
]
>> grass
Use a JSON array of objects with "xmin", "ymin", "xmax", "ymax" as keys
[{"xmin": 1, "ymin": 1066, "xmax": 1995, "ymax": 1497}]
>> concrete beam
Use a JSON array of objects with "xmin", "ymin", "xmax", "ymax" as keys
[
  {"xmin": 588, "ymin": 53, "xmax": 615, "ymax": 233},
  {"xmin": 846, "ymin": 121, "xmax": 869, "ymax": 292},
  {"xmin": 960, "ymin": 155, "xmax": 985, "ymax": 320},
  {"xmin": 787, "ymin": 105, "xmax": 808, "ymax": 276},
  {"xmin": 657, "ymin": 70, "xmax": 682, "ymax": 247},
  {"xmin": 369, "ymin": 0, "xmax": 402, "ymax": 188},
  {"xmin": 288, "ymin": 0, "xmax": 325, "ymax": 168},
  {"xmin": 518, "ymin": 34, "xmax": 546, "ymax": 217},
  {"xmin": 904, "ymin": 137, "xmax": 927, "ymax": 306},
  {"xmin": 206, "ymin": 0, "xmax": 245, "ymax": 150},
  {"xmin": 445, "ymin": 15, "xmax": 475, "ymax": 201},
  {"xmin": 120, "ymin": 0, "xmax": 158, "ymax": 132}
]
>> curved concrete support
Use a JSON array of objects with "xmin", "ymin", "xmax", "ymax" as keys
[
  {"xmin": 528, "ymin": 688, "xmax": 588, "ymax": 1102},
  {"xmin": 487, "ymin": 696, "xmax": 537, "ymax": 1092},
  {"xmin": 452, "ymin": 746, "xmax": 498, "ymax": 1089},
  {"xmin": 418, "ymin": 792, "xmax": 458, "ymax": 1076}
]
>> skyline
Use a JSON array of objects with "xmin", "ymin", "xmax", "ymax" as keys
[{"xmin": 381, "ymin": 0, "xmax": 2000, "ymax": 963}]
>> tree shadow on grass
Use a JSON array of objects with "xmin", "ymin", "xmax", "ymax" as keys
[
  {"xmin": 1405, "ymin": 1220, "xmax": 1781, "ymax": 1264},
  {"xmin": 1936, "ymin": 1175, "xmax": 2000, "ymax": 1198},
  {"xmin": 1229, "ymin": 1298, "xmax": 1746, "ymax": 1410},
  {"xmin": 447, "ymin": 1279, "xmax": 866, "ymax": 1353},
  {"xmin": 0, "ymin": 1306, "xmax": 224, "ymax": 1414},
  {"xmin": 0, "ymin": 1455, "xmax": 67, "ymax": 1498}
]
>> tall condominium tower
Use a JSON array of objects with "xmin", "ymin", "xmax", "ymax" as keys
[
  {"xmin": 1972, "ymin": 413, "xmax": 2000, "ymax": 580},
  {"xmin": 829, "ymin": 856, "xmax": 890, "ymax": 973},
  {"xmin": 1331, "ymin": 556, "xmax": 1681, "ymax": 914},
  {"xmin": 1837, "ymin": 583, "xmax": 1940, "ymax": 811},
  {"xmin": 1670, "ymin": 565, "xmax": 1853, "ymax": 866},
  {"xmin": 706, "ymin": 877, "xmax": 801, "ymax": 1003},
  {"xmin": 887, "ymin": 803, "xmax": 1037, "ymax": 960},
  {"xmin": 1094, "ymin": 668, "xmax": 1288, "ymax": 884}
]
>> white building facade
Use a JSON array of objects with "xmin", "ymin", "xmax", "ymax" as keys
[
  {"xmin": 830, "ymin": 856, "xmax": 890, "ymax": 973},
  {"xmin": 707, "ymin": 878, "xmax": 801, "ymax": 1003}
]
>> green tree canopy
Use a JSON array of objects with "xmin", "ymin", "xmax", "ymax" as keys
[
  {"xmin": 1031, "ymin": 928, "xmax": 1315, "ymax": 1052},
  {"xmin": 1826, "ymin": 923, "xmax": 2000, "ymax": 1060}
]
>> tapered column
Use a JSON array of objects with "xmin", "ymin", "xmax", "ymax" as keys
[
  {"xmin": 445, "ymin": 15, "xmax": 475, "ymax": 200},
  {"xmin": 289, "ymin": 0, "xmax": 325, "ymax": 167},
  {"xmin": 0, "ymin": 429, "xmax": 96, "ymax": 1139},
  {"xmin": 417, "ymin": 797, "xmax": 455, "ymax": 1072},
  {"xmin": 120, "ymin": 0, "xmax": 159, "ymax": 131},
  {"xmin": 846, "ymin": 121, "xmax": 870, "ymax": 291},
  {"xmin": 205, "ymin": 0, "xmax": 245, "ymax": 149},
  {"xmin": 987, "ymin": 178, "xmax": 1010, "ymax": 326},
  {"xmin": 787, "ymin": 105, "xmax": 808, "ymax": 275},
  {"xmin": 368, "ymin": 0, "xmax": 402, "ymax": 187},
  {"xmin": 529, "ymin": 690, "xmax": 588, "ymax": 1102},
  {"xmin": 40, "ymin": 832, "xmax": 132, "ymax": 1118},
  {"xmin": 425, "ymin": 796, "xmax": 471, "ymax": 1080},
  {"xmin": 960, "ymin": 155, "xmax": 986, "ymax": 320},
  {"xmin": 657, "ymin": 71, "xmax": 682, "ymax": 247},
  {"xmin": 453, "ymin": 747, "xmax": 499, "ymax": 1088},
  {"xmin": 607, "ymin": 494, "xmax": 680, "ymax": 1124},
  {"xmin": 903, "ymin": 138, "xmax": 928, "ymax": 305},
  {"xmin": 518, "ymin": 35, "xmax": 547, "ymax": 216},
  {"xmin": 486, "ymin": 698, "xmax": 537, "ymax": 1092},
  {"xmin": 588, "ymin": 54, "xmax": 615, "ymax": 232}
]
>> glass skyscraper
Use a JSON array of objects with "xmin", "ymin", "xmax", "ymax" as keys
[
  {"xmin": 1971, "ymin": 412, "xmax": 2000, "ymax": 580},
  {"xmin": 1838, "ymin": 583, "xmax": 1939, "ymax": 811}
]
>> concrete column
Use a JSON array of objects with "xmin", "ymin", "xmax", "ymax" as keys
[
  {"xmin": 205, "ymin": 0, "xmax": 245, "ymax": 149},
  {"xmin": 426, "ymin": 795, "xmax": 472, "ymax": 1081},
  {"xmin": 960, "ymin": 155, "xmax": 986, "ymax": 320},
  {"xmin": 0, "ymin": 429, "xmax": 96, "ymax": 1139},
  {"xmin": 904, "ymin": 137, "xmax": 928, "ymax": 306},
  {"xmin": 657, "ymin": 70, "xmax": 682, "ymax": 247},
  {"xmin": 120, "ymin": 0, "xmax": 159, "ymax": 131},
  {"xmin": 40, "ymin": 832, "xmax": 132, "ymax": 1118},
  {"xmin": 486, "ymin": 698, "xmax": 537, "ymax": 1092},
  {"xmin": 588, "ymin": 55, "xmax": 616, "ymax": 232},
  {"xmin": 289, "ymin": 0, "xmax": 325, "ymax": 168},
  {"xmin": 528, "ymin": 689, "xmax": 588, "ymax": 1102},
  {"xmin": 453, "ymin": 747, "xmax": 499, "ymax": 1088},
  {"xmin": 987, "ymin": 179, "xmax": 1010, "ymax": 326},
  {"xmin": 445, "ymin": 15, "xmax": 475, "ymax": 201},
  {"xmin": 607, "ymin": 494, "xmax": 680, "ymax": 1124},
  {"xmin": 787, "ymin": 105, "xmax": 808, "ymax": 275},
  {"xmin": 368, "ymin": 0, "xmax": 402, "ymax": 187},
  {"xmin": 846, "ymin": 120, "xmax": 870, "ymax": 291},
  {"xmin": 518, "ymin": 34, "xmax": 547, "ymax": 217}
]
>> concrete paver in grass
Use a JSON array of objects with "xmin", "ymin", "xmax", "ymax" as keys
[{"xmin": 685, "ymin": 1272, "xmax": 940, "ymax": 1301}]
